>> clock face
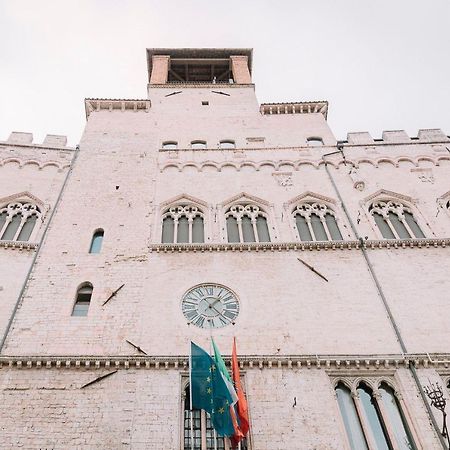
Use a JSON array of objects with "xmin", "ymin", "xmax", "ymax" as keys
[{"xmin": 181, "ymin": 284, "xmax": 239, "ymax": 329}]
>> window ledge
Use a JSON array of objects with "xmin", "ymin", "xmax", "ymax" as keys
[
  {"xmin": 149, "ymin": 238, "xmax": 450, "ymax": 253},
  {"xmin": 0, "ymin": 353, "xmax": 447, "ymax": 371},
  {"xmin": 0, "ymin": 240, "xmax": 38, "ymax": 251}
]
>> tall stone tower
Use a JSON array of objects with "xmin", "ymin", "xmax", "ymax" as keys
[{"xmin": 1, "ymin": 48, "xmax": 450, "ymax": 449}]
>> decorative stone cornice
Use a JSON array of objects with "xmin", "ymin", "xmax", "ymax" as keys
[
  {"xmin": 0, "ymin": 240, "xmax": 38, "ymax": 251},
  {"xmin": 149, "ymin": 83, "xmax": 255, "ymax": 89},
  {"xmin": 148, "ymin": 238, "xmax": 450, "ymax": 253},
  {"xmin": 260, "ymin": 101, "xmax": 328, "ymax": 119},
  {"xmin": 84, "ymin": 98, "xmax": 151, "ymax": 119},
  {"xmin": 1, "ymin": 353, "xmax": 448, "ymax": 371}
]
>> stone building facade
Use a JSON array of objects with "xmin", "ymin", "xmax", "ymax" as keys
[{"xmin": 1, "ymin": 48, "xmax": 450, "ymax": 449}]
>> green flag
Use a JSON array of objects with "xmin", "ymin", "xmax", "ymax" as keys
[
  {"xmin": 212, "ymin": 338, "xmax": 238, "ymax": 403},
  {"xmin": 190, "ymin": 341, "xmax": 236, "ymax": 437}
]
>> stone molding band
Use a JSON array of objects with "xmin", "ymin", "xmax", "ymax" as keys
[
  {"xmin": 149, "ymin": 238, "xmax": 450, "ymax": 253},
  {"xmin": 1, "ymin": 353, "xmax": 449, "ymax": 370}
]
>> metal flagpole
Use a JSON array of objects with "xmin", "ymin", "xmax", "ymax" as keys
[{"xmin": 189, "ymin": 342, "xmax": 194, "ymax": 450}]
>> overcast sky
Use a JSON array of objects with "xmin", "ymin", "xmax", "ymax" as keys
[{"xmin": 0, "ymin": 0, "xmax": 449, "ymax": 146}]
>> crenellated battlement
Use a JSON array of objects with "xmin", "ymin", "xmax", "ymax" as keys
[
  {"xmin": 346, "ymin": 128, "xmax": 449, "ymax": 145},
  {"xmin": 1, "ymin": 132, "xmax": 73, "ymax": 150}
]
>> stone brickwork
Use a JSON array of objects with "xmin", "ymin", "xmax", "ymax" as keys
[{"xmin": 0, "ymin": 48, "xmax": 449, "ymax": 449}]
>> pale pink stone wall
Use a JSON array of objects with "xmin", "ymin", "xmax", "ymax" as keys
[
  {"xmin": 0, "ymin": 137, "xmax": 72, "ymax": 341},
  {"xmin": 0, "ymin": 70, "xmax": 449, "ymax": 447}
]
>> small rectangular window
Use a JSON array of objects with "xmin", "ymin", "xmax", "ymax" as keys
[
  {"xmin": 162, "ymin": 141, "xmax": 178, "ymax": 150},
  {"xmin": 202, "ymin": 101, "xmax": 209, "ymax": 106}
]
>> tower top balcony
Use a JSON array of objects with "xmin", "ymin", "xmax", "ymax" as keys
[{"xmin": 146, "ymin": 48, "xmax": 253, "ymax": 86}]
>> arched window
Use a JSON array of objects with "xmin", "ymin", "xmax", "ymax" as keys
[
  {"xmin": 0, "ymin": 202, "xmax": 41, "ymax": 242},
  {"xmin": 72, "ymin": 283, "xmax": 93, "ymax": 317},
  {"xmin": 89, "ymin": 229, "xmax": 104, "ymax": 253},
  {"xmin": 191, "ymin": 140, "xmax": 207, "ymax": 150},
  {"xmin": 335, "ymin": 381, "xmax": 416, "ymax": 450},
  {"xmin": 182, "ymin": 384, "xmax": 248, "ymax": 450},
  {"xmin": 335, "ymin": 383, "xmax": 368, "ymax": 449},
  {"xmin": 162, "ymin": 141, "xmax": 178, "ymax": 150},
  {"xmin": 219, "ymin": 140, "xmax": 236, "ymax": 150},
  {"xmin": 293, "ymin": 202, "xmax": 342, "ymax": 241},
  {"xmin": 225, "ymin": 204, "xmax": 270, "ymax": 243},
  {"xmin": 162, "ymin": 205, "xmax": 205, "ymax": 244},
  {"xmin": 307, "ymin": 137, "xmax": 324, "ymax": 146},
  {"xmin": 369, "ymin": 201, "xmax": 425, "ymax": 239}
]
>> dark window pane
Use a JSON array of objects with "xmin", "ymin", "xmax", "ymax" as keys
[
  {"xmin": 226, "ymin": 216, "xmax": 240, "ymax": 243},
  {"xmin": 177, "ymin": 216, "xmax": 189, "ymax": 243},
  {"xmin": 373, "ymin": 212, "xmax": 395, "ymax": 239},
  {"xmin": 17, "ymin": 214, "xmax": 37, "ymax": 241},
  {"xmin": 389, "ymin": 212, "xmax": 411, "ymax": 239},
  {"xmin": 241, "ymin": 216, "xmax": 255, "ymax": 242},
  {"xmin": 404, "ymin": 211, "xmax": 424, "ymax": 238},
  {"xmin": 256, "ymin": 216, "xmax": 270, "ymax": 242},
  {"xmin": 295, "ymin": 214, "xmax": 312, "ymax": 241},
  {"xmin": 89, "ymin": 230, "xmax": 104, "ymax": 253},
  {"xmin": 192, "ymin": 216, "xmax": 204, "ymax": 243},
  {"xmin": 357, "ymin": 384, "xmax": 391, "ymax": 450},
  {"xmin": 162, "ymin": 217, "xmax": 174, "ymax": 243},
  {"xmin": 379, "ymin": 383, "xmax": 416, "ymax": 450},
  {"xmin": 1, "ymin": 214, "xmax": 22, "ymax": 240},
  {"xmin": 336, "ymin": 383, "xmax": 368, "ymax": 449},
  {"xmin": 325, "ymin": 213, "xmax": 343, "ymax": 240},
  {"xmin": 0, "ymin": 211, "xmax": 7, "ymax": 236},
  {"xmin": 311, "ymin": 213, "xmax": 328, "ymax": 241}
]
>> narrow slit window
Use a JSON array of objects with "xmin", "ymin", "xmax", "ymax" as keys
[
  {"xmin": 72, "ymin": 283, "xmax": 93, "ymax": 317},
  {"xmin": 192, "ymin": 216, "xmax": 204, "ymax": 243},
  {"xmin": 177, "ymin": 216, "xmax": 189, "ymax": 243},
  {"xmin": 373, "ymin": 212, "xmax": 395, "ymax": 239},
  {"xmin": 0, "ymin": 211, "xmax": 7, "ymax": 235},
  {"xmin": 2, "ymin": 214, "xmax": 22, "ymax": 240},
  {"xmin": 241, "ymin": 216, "xmax": 255, "ymax": 242},
  {"xmin": 162, "ymin": 217, "xmax": 175, "ymax": 243},
  {"xmin": 89, "ymin": 229, "xmax": 104, "ymax": 253},
  {"xmin": 404, "ymin": 211, "xmax": 425, "ymax": 238},
  {"xmin": 226, "ymin": 216, "xmax": 240, "ymax": 243},
  {"xmin": 256, "ymin": 216, "xmax": 270, "ymax": 242},
  {"xmin": 357, "ymin": 383, "xmax": 391, "ymax": 449},
  {"xmin": 295, "ymin": 214, "xmax": 312, "ymax": 241},
  {"xmin": 335, "ymin": 383, "xmax": 368, "ymax": 449},
  {"xmin": 310, "ymin": 214, "xmax": 328, "ymax": 241}
]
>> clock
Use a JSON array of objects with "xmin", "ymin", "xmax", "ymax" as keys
[{"xmin": 181, "ymin": 283, "xmax": 239, "ymax": 329}]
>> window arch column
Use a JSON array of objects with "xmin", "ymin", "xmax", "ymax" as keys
[
  {"xmin": 161, "ymin": 204, "xmax": 205, "ymax": 244},
  {"xmin": 225, "ymin": 204, "xmax": 270, "ymax": 243},
  {"xmin": 369, "ymin": 200, "xmax": 425, "ymax": 239},
  {"xmin": 335, "ymin": 379, "xmax": 418, "ymax": 450},
  {"xmin": 0, "ymin": 202, "xmax": 41, "ymax": 242}
]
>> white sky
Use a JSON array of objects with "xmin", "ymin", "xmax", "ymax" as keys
[{"xmin": 0, "ymin": 0, "xmax": 449, "ymax": 146}]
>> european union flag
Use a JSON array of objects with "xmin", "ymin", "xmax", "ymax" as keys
[{"xmin": 190, "ymin": 342, "xmax": 235, "ymax": 437}]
